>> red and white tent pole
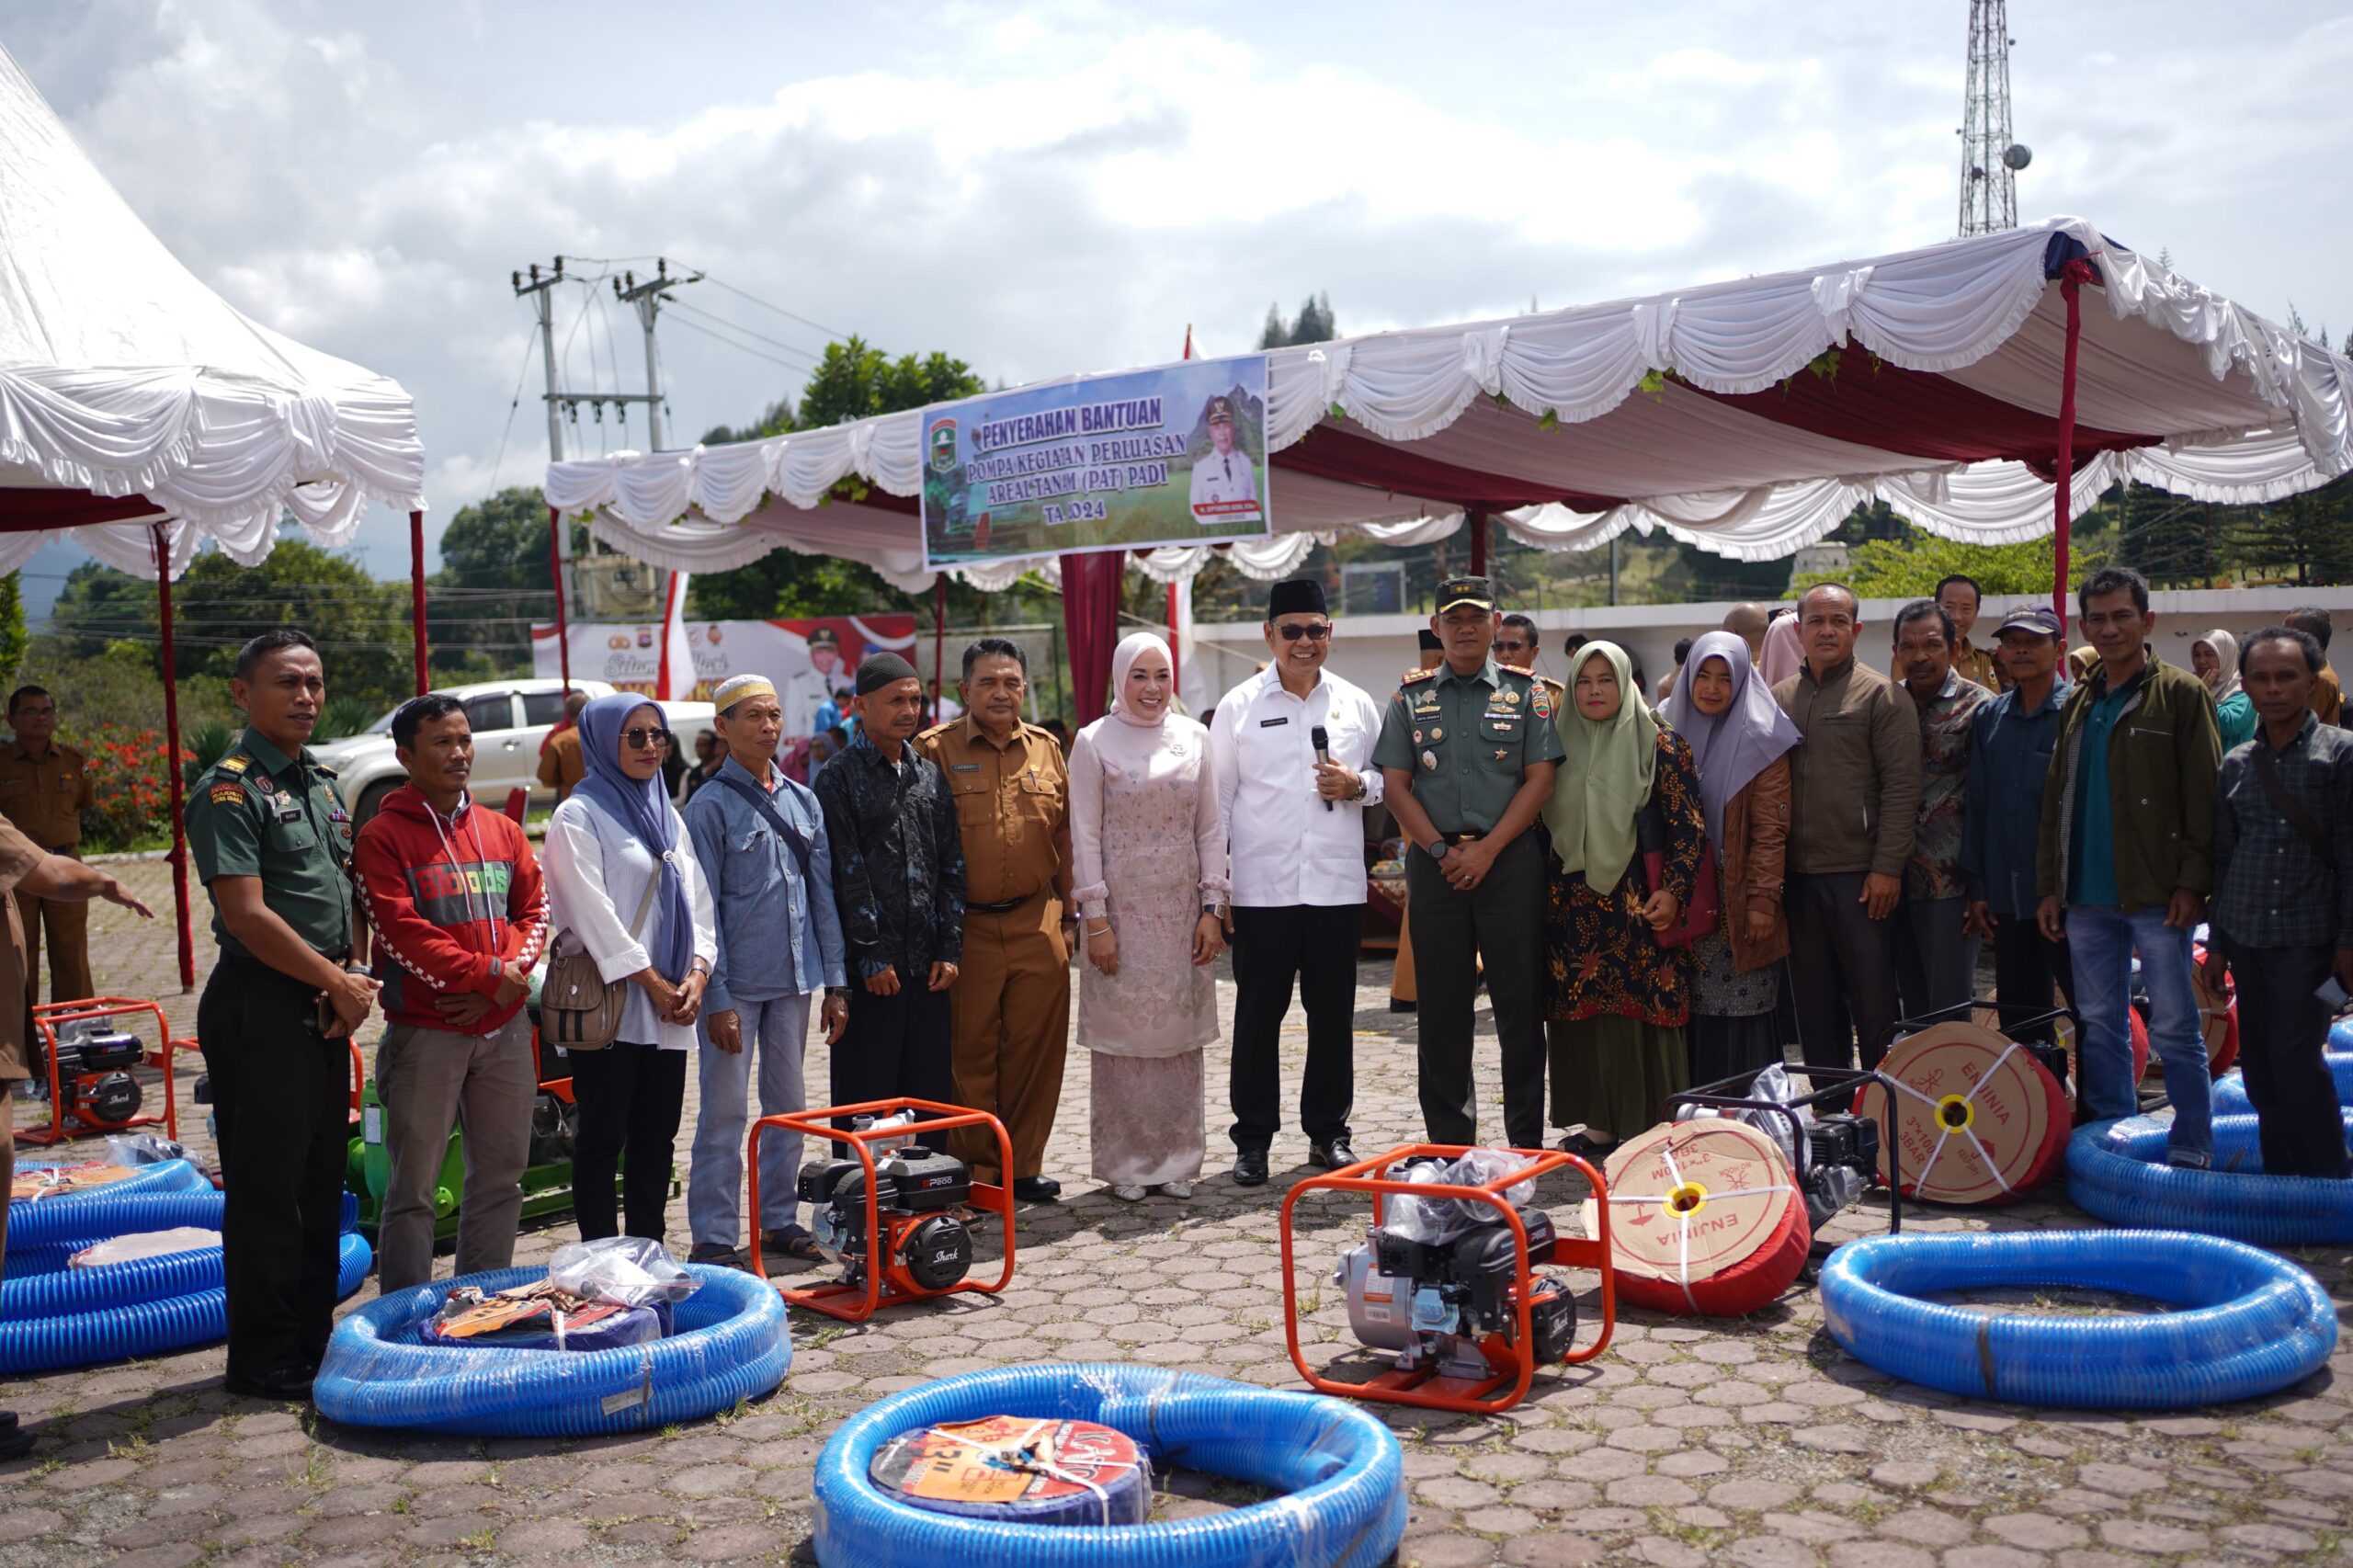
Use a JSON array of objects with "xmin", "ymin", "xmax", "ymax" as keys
[
  {"xmin": 152, "ymin": 524, "xmax": 193, "ymax": 992},
  {"xmin": 547, "ymin": 507, "xmax": 572, "ymax": 696}
]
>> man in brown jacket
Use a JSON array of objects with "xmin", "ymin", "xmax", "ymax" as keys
[{"xmin": 1773, "ymin": 584, "xmax": 1923, "ymax": 1070}]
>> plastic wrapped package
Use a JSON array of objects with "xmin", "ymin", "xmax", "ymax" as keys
[
  {"xmin": 811, "ymin": 1363, "xmax": 1407, "ymax": 1568},
  {"xmin": 312, "ymin": 1263, "xmax": 789, "ymax": 1437},
  {"xmin": 103, "ymin": 1134, "xmax": 189, "ymax": 1166},
  {"xmin": 1380, "ymin": 1150, "xmax": 1540, "ymax": 1247},
  {"xmin": 870, "ymin": 1416, "xmax": 1153, "ymax": 1527},
  {"xmin": 546, "ymin": 1236, "xmax": 699, "ymax": 1308},
  {"xmin": 9, "ymin": 1155, "xmax": 207, "ymax": 1210},
  {"xmin": 2067, "ymin": 1111, "xmax": 2353, "ymax": 1244},
  {"xmin": 71, "ymin": 1228, "xmax": 220, "ymax": 1267},
  {"xmin": 1821, "ymin": 1228, "xmax": 2336, "ymax": 1408}
]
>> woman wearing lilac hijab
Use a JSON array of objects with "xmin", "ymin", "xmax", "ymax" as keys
[{"xmin": 1658, "ymin": 631, "xmax": 1802, "ymax": 1086}]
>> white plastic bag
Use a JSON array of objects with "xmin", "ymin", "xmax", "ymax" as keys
[
  {"xmin": 1381, "ymin": 1149, "xmax": 1542, "ymax": 1245},
  {"xmin": 546, "ymin": 1236, "xmax": 699, "ymax": 1307},
  {"xmin": 104, "ymin": 1133, "xmax": 187, "ymax": 1166},
  {"xmin": 72, "ymin": 1228, "xmax": 220, "ymax": 1267}
]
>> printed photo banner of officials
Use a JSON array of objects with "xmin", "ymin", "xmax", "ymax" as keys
[
  {"xmin": 531, "ymin": 615, "xmax": 917, "ymax": 770},
  {"xmin": 920, "ymin": 353, "xmax": 1274, "ymax": 567}
]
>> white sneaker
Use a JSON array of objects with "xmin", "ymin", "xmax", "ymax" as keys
[
  {"xmin": 1109, "ymin": 1184, "xmax": 1147, "ymax": 1202},
  {"xmin": 1159, "ymin": 1181, "xmax": 1194, "ymax": 1199}
]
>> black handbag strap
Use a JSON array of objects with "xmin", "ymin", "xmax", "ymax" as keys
[
  {"xmin": 710, "ymin": 770, "xmax": 816, "ymax": 885},
  {"xmin": 2251, "ymin": 742, "xmax": 2332, "ymax": 860}
]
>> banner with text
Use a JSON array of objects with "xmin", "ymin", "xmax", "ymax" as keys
[
  {"xmin": 530, "ymin": 615, "xmax": 915, "ymax": 737},
  {"xmin": 920, "ymin": 353, "xmax": 1272, "ymax": 568}
]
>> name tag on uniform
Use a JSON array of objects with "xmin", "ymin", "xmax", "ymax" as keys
[
  {"xmin": 950, "ymin": 763, "xmax": 981, "ymax": 772},
  {"xmin": 1258, "ymin": 716, "xmax": 1289, "ymax": 727}
]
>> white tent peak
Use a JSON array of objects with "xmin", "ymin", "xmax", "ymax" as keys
[{"xmin": 0, "ymin": 42, "xmax": 425, "ymax": 578}]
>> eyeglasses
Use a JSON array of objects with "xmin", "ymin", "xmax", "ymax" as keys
[
  {"xmin": 1492, "ymin": 639, "xmax": 1530, "ymax": 653},
  {"xmin": 1276, "ymin": 623, "xmax": 1334, "ymax": 642},
  {"xmin": 620, "ymin": 726, "xmax": 674, "ymax": 749}
]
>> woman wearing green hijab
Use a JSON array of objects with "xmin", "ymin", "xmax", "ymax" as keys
[{"xmin": 1541, "ymin": 642, "xmax": 1707, "ymax": 1158}]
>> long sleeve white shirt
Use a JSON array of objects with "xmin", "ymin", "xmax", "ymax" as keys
[
  {"xmin": 540, "ymin": 793, "xmax": 719, "ymax": 1051},
  {"xmin": 1210, "ymin": 665, "xmax": 1385, "ymax": 908}
]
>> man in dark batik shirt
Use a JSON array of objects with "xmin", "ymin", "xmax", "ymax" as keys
[{"xmin": 813, "ymin": 653, "xmax": 965, "ymax": 1148}]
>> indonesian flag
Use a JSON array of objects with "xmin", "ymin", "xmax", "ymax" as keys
[{"xmin": 655, "ymin": 569, "xmax": 694, "ymax": 699}]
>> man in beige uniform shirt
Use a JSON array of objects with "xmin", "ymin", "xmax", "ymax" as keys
[{"xmin": 0, "ymin": 687, "xmax": 98, "ymax": 1006}]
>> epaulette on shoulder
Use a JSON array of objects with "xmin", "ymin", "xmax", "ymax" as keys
[
  {"xmin": 1402, "ymin": 667, "xmax": 1438, "ymax": 684},
  {"xmin": 914, "ymin": 722, "xmax": 950, "ymax": 744},
  {"xmin": 214, "ymin": 754, "xmax": 252, "ymax": 774},
  {"xmin": 313, "ymin": 760, "xmax": 339, "ymax": 778},
  {"xmin": 1497, "ymin": 663, "xmax": 1535, "ymax": 678}
]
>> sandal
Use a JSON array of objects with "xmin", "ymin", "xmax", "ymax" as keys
[{"xmin": 762, "ymin": 1226, "xmax": 826, "ymax": 1265}]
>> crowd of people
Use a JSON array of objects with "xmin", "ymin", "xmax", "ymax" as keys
[{"xmin": 10, "ymin": 559, "xmax": 2337, "ymax": 1409}]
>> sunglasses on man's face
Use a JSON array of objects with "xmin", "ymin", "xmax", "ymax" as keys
[
  {"xmin": 620, "ymin": 726, "xmax": 673, "ymax": 749},
  {"xmin": 1276, "ymin": 622, "xmax": 1333, "ymax": 642}
]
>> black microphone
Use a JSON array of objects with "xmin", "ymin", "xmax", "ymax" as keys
[{"xmin": 1312, "ymin": 724, "xmax": 1334, "ymax": 812}]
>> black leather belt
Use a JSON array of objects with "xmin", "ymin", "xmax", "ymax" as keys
[{"xmin": 966, "ymin": 893, "xmax": 1040, "ymax": 915}]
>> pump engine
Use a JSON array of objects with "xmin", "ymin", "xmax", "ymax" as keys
[
  {"xmin": 799, "ymin": 1146, "xmax": 974, "ymax": 1297},
  {"xmin": 1336, "ymin": 1200, "xmax": 1576, "ymax": 1382},
  {"xmin": 33, "ymin": 1018, "xmax": 145, "ymax": 1131}
]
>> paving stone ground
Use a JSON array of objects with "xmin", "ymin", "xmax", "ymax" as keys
[{"xmin": 6, "ymin": 858, "xmax": 2353, "ymax": 1565}]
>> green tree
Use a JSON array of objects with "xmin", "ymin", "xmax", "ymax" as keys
[
  {"xmin": 2225, "ymin": 472, "xmax": 2353, "ymax": 585},
  {"xmin": 1794, "ymin": 533, "xmax": 2091, "ymax": 600},
  {"xmin": 427, "ymin": 485, "xmax": 591, "ymax": 672},
  {"xmin": 699, "ymin": 396, "xmax": 796, "ymax": 447},
  {"xmin": 795, "ymin": 338, "xmax": 982, "ymax": 428},
  {"xmin": 1256, "ymin": 294, "xmax": 1337, "ymax": 349},
  {"xmin": 2116, "ymin": 481, "xmax": 2223, "ymax": 588},
  {"xmin": 0, "ymin": 572, "xmax": 27, "ymax": 687}
]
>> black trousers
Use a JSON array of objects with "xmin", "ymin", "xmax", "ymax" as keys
[
  {"xmin": 1228, "ymin": 903, "xmax": 1358, "ymax": 1153},
  {"xmin": 199, "ymin": 956, "xmax": 352, "ymax": 1381},
  {"xmin": 570, "ymin": 1041, "xmax": 687, "ymax": 1243},
  {"xmin": 833, "ymin": 983, "xmax": 954, "ymax": 1153},
  {"xmin": 1404, "ymin": 833, "xmax": 1547, "ymax": 1149},
  {"xmin": 1784, "ymin": 870, "xmax": 1902, "ymax": 1072},
  {"xmin": 2218, "ymin": 938, "xmax": 2352, "ymax": 1179},
  {"xmin": 1990, "ymin": 915, "xmax": 2075, "ymax": 1044}
]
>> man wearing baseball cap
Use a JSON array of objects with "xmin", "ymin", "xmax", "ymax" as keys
[
  {"xmin": 1962, "ymin": 606, "xmax": 2075, "ymax": 1047},
  {"xmin": 1370, "ymin": 576, "xmax": 1563, "ymax": 1150}
]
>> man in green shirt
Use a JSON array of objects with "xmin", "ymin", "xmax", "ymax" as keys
[
  {"xmin": 1373, "ymin": 577, "xmax": 1563, "ymax": 1149},
  {"xmin": 187, "ymin": 630, "xmax": 379, "ymax": 1403}
]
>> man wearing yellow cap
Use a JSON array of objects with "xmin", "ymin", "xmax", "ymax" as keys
[{"xmin": 680, "ymin": 672, "xmax": 849, "ymax": 1266}]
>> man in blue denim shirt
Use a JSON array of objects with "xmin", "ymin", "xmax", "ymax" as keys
[
  {"xmin": 1961, "ymin": 607, "xmax": 2075, "ymax": 1046},
  {"xmin": 681, "ymin": 674, "xmax": 848, "ymax": 1266}
]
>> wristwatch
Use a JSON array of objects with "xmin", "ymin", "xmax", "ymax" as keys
[
  {"xmin": 1427, "ymin": 838, "xmax": 1450, "ymax": 862},
  {"xmin": 824, "ymin": 985, "xmax": 851, "ymax": 1000}
]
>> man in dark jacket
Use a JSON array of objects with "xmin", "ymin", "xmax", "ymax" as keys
[
  {"xmin": 812, "ymin": 653, "xmax": 965, "ymax": 1150},
  {"xmin": 1961, "ymin": 607, "xmax": 2074, "ymax": 1045},
  {"xmin": 2037, "ymin": 567, "xmax": 2222, "ymax": 1165},
  {"xmin": 1773, "ymin": 583, "xmax": 1923, "ymax": 1070}
]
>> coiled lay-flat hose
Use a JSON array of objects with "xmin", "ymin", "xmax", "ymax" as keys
[
  {"xmin": 811, "ymin": 1364, "xmax": 1408, "ymax": 1568},
  {"xmin": 312, "ymin": 1263, "xmax": 790, "ymax": 1437},
  {"xmin": 2068, "ymin": 1112, "xmax": 2353, "ymax": 1244},
  {"xmin": 1820, "ymin": 1228, "xmax": 2336, "ymax": 1409}
]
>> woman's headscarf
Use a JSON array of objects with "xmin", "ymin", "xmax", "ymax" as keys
[
  {"xmin": 573, "ymin": 693, "xmax": 693, "ymax": 983},
  {"xmin": 1657, "ymin": 630, "xmax": 1803, "ymax": 856},
  {"xmin": 2195, "ymin": 628, "xmax": 2242, "ymax": 702},
  {"xmin": 1107, "ymin": 632, "xmax": 1173, "ymax": 728},
  {"xmin": 1759, "ymin": 614, "xmax": 1803, "ymax": 687},
  {"xmin": 1540, "ymin": 642, "xmax": 1657, "ymax": 891}
]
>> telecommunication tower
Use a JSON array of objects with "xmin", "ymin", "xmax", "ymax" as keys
[{"xmin": 1957, "ymin": 1, "xmax": 2032, "ymax": 235}]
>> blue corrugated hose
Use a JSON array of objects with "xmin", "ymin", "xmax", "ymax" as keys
[
  {"xmin": 6, "ymin": 1187, "xmax": 223, "ymax": 1249},
  {"xmin": 0, "ymin": 1232, "xmax": 370, "ymax": 1374},
  {"xmin": 2331, "ymin": 1019, "xmax": 2353, "ymax": 1051},
  {"xmin": 1821, "ymin": 1229, "xmax": 2336, "ymax": 1409},
  {"xmin": 811, "ymin": 1365, "xmax": 1408, "ymax": 1568},
  {"xmin": 2068, "ymin": 1112, "xmax": 2353, "ymax": 1244},
  {"xmin": 2211, "ymin": 1053, "xmax": 2353, "ymax": 1116},
  {"xmin": 312, "ymin": 1263, "xmax": 790, "ymax": 1437},
  {"xmin": 10, "ymin": 1156, "xmax": 208, "ymax": 1199}
]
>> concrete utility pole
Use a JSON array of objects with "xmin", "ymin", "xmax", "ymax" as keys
[
  {"xmin": 615, "ymin": 258, "xmax": 702, "ymax": 453},
  {"xmin": 512, "ymin": 257, "xmax": 567, "ymax": 465}
]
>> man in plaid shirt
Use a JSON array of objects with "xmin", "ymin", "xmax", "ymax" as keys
[{"xmin": 2207, "ymin": 626, "xmax": 2353, "ymax": 1179}]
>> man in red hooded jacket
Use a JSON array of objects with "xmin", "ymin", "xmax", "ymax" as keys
[{"xmin": 354, "ymin": 693, "xmax": 551, "ymax": 1290}]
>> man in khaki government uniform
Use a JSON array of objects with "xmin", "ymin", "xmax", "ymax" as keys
[
  {"xmin": 0, "ymin": 812, "xmax": 153, "ymax": 1456},
  {"xmin": 0, "ymin": 686, "xmax": 97, "ymax": 1005},
  {"xmin": 915, "ymin": 637, "xmax": 1074, "ymax": 1201}
]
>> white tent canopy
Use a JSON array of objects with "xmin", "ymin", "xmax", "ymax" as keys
[
  {"xmin": 551, "ymin": 218, "xmax": 2348, "ymax": 589},
  {"xmin": 0, "ymin": 45, "xmax": 425, "ymax": 577}
]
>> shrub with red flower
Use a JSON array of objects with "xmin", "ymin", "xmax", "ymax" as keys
[{"xmin": 78, "ymin": 722, "xmax": 192, "ymax": 853}]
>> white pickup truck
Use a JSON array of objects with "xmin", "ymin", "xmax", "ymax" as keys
[{"xmin": 309, "ymin": 677, "xmax": 718, "ymax": 824}]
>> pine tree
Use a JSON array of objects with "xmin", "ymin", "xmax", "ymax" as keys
[
  {"xmin": 2117, "ymin": 481, "xmax": 2222, "ymax": 587},
  {"xmin": 1257, "ymin": 303, "xmax": 1288, "ymax": 350}
]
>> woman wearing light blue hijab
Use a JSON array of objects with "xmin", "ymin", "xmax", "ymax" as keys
[{"xmin": 541, "ymin": 693, "xmax": 718, "ymax": 1244}]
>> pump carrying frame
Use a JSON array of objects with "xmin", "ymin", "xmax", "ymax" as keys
[
  {"xmin": 19, "ymin": 998, "xmax": 185, "ymax": 1148},
  {"xmin": 1661, "ymin": 1062, "xmax": 1907, "ymax": 1275},
  {"xmin": 1279, "ymin": 1143, "xmax": 1615, "ymax": 1415},
  {"xmin": 746, "ymin": 1096, "xmax": 1015, "ymax": 1324}
]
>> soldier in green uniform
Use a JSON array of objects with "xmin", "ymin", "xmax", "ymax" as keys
[
  {"xmin": 1373, "ymin": 578, "xmax": 1563, "ymax": 1149},
  {"xmin": 186, "ymin": 631, "xmax": 380, "ymax": 1402}
]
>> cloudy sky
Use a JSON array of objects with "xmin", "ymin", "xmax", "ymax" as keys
[{"xmin": 6, "ymin": 0, "xmax": 2350, "ymax": 591}]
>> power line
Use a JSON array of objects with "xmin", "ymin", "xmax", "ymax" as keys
[
  {"xmin": 664, "ymin": 312, "xmax": 813, "ymax": 374},
  {"xmin": 665, "ymin": 299, "xmax": 821, "ymax": 365},
  {"xmin": 485, "ymin": 320, "xmax": 540, "ymax": 493},
  {"xmin": 692, "ymin": 271, "xmax": 848, "ymax": 342}
]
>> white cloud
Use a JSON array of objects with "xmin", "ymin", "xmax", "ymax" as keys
[{"xmin": 6, "ymin": 0, "xmax": 2348, "ymax": 574}]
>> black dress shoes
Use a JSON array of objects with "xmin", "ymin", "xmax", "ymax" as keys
[
  {"xmin": 1231, "ymin": 1149, "xmax": 1270, "ymax": 1187},
  {"xmin": 1309, "ymin": 1139, "xmax": 1357, "ymax": 1171},
  {"xmin": 1012, "ymin": 1176, "xmax": 1062, "ymax": 1202},
  {"xmin": 223, "ymin": 1365, "xmax": 315, "ymax": 1403}
]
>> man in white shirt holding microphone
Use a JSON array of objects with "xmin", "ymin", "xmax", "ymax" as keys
[{"xmin": 1210, "ymin": 578, "xmax": 1383, "ymax": 1187}]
